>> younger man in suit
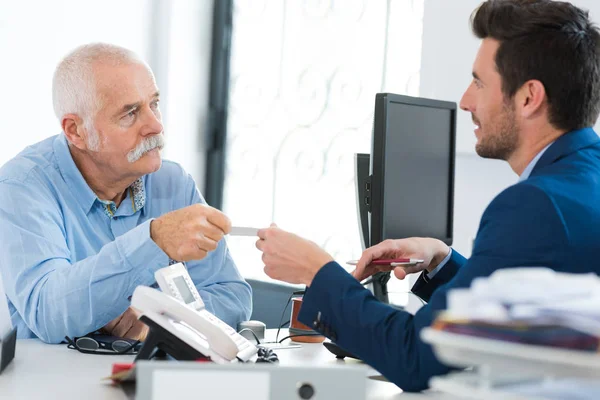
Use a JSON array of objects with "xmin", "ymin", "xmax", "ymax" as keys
[{"xmin": 255, "ymin": 0, "xmax": 600, "ymax": 391}]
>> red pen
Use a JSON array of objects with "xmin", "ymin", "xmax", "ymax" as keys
[{"xmin": 346, "ymin": 258, "xmax": 424, "ymax": 266}]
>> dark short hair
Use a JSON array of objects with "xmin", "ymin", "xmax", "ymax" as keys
[{"xmin": 471, "ymin": 0, "xmax": 600, "ymax": 131}]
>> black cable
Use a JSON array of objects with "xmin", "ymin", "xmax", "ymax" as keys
[
  {"xmin": 275, "ymin": 290, "xmax": 305, "ymax": 343},
  {"xmin": 278, "ymin": 333, "xmax": 322, "ymax": 344},
  {"xmin": 255, "ymin": 346, "xmax": 279, "ymax": 363},
  {"xmin": 279, "ymin": 320, "xmax": 290, "ymax": 329},
  {"xmin": 237, "ymin": 328, "xmax": 261, "ymax": 345},
  {"xmin": 233, "ymin": 330, "xmax": 280, "ymax": 363},
  {"xmin": 275, "ymin": 294, "xmax": 293, "ymax": 344}
]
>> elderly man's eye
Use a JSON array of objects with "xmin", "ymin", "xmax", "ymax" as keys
[{"xmin": 124, "ymin": 109, "xmax": 137, "ymax": 120}]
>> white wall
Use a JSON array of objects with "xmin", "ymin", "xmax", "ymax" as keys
[
  {"xmin": 0, "ymin": 1, "xmax": 213, "ymax": 187},
  {"xmin": 0, "ymin": 1, "xmax": 151, "ymax": 168},
  {"xmin": 420, "ymin": 0, "xmax": 600, "ymax": 256}
]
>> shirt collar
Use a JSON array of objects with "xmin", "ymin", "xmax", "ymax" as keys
[
  {"xmin": 54, "ymin": 134, "xmax": 98, "ymax": 214},
  {"xmin": 54, "ymin": 134, "xmax": 146, "ymax": 215},
  {"xmin": 518, "ymin": 142, "xmax": 553, "ymax": 182}
]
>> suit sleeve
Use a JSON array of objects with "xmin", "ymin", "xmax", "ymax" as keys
[{"xmin": 298, "ymin": 183, "xmax": 568, "ymax": 392}]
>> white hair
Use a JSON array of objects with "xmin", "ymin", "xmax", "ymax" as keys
[{"xmin": 52, "ymin": 43, "xmax": 150, "ymax": 149}]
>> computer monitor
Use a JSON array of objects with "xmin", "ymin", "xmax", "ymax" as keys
[
  {"xmin": 359, "ymin": 93, "xmax": 456, "ymax": 303},
  {"xmin": 354, "ymin": 153, "xmax": 371, "ymax": 251}
]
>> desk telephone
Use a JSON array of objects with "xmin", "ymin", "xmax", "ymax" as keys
[
  {"xmin": 154, "ymin": 262, "xmax": 205, "ymax": 311},
  {"xmin": 131, "ymin": 263, "xmax": 258, "ymax": 363}
]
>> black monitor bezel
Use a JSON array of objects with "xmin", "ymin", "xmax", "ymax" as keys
[{"xmin": 370, "ymin": 93, "xmax": 456, "ymax": 266}]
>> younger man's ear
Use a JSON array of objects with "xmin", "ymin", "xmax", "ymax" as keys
[{"xmin": 517, "ymin": 79, "xmax": 546, "ymax": 119}]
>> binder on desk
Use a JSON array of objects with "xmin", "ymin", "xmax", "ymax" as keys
[{"xmin": 0, "ymin": 272, "xmax": 16, "ymax": 373}]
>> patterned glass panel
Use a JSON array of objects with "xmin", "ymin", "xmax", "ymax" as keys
[{"xmin": 224, "ymin": 0, "xmax": 424, "ymax": 305}]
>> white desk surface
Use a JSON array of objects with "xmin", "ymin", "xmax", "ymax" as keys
[{"xmin": 0, "ymin": 332, "xmax": 453, "ymax": 399}]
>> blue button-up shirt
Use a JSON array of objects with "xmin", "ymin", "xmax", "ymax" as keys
[{"xmin": 0, "ymin": 134, "xmax": 251, "ymax": 343}]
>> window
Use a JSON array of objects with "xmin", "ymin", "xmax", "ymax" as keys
[{"xmin": 223, "ymin": 0, "xmax": 425, "ymax": 305}]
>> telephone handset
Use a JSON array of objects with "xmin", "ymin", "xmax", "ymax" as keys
[
  {"xmin": 154, "ymin": 263, "xmax": 205, "ymax": 311},
  {"xmin": 131, "ymin": 286, "xmax": 258, "ymax": 363}
]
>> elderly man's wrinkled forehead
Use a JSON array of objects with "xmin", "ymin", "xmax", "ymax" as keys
[{"xmin": 91, "ymin": 61, "xmax": 158, "ymax": 113}]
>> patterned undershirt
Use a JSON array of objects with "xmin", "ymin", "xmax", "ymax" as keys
[{"xmin": 97, "ymin": 178, "xmax": 145, "ymax": 218}]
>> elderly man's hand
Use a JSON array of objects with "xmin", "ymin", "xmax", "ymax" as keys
[
  {"xmin": 150, "ymin": 204, "xmax": 231, "ymax": 262},
  {"xmin": 101, "ymin": 307, "xmax": 148, "ymax": 341},
  {"xmin": 255, "ymin": 225, "xmax": 334, "ymax": 286},
  {"xmin": 352, "ymin": 237, "xmax": 450, "ymax": 282}
]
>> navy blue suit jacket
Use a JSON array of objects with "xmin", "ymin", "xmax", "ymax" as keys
[{"xmin": 298, "ymin": 127, "xmax": 600, "ymax": 392}]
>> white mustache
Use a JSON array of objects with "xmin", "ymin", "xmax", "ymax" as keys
[{"xmin": 127, "ymin": 134, "xmax": 165, "ymax": 163}]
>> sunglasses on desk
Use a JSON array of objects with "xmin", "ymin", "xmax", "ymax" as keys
[{"xmin": 65, "ymin": 333, "xmax": 141, "ymax": 355}]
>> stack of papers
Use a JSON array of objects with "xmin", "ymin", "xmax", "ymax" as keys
[
  {"xmin": 436, "ymin": 267, "xmax": 600, "ymax": 350},
  {"xmin": 505, "ymin": 378, "xmax": 600, "ymax": 400}
]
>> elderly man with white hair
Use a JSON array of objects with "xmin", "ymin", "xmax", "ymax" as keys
[{"xmin": 0, "ymin": 43, "xmax": 252, "ymax": 343}]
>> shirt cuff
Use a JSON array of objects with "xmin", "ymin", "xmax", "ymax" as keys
[{"xmin": 426, "ymin": 248, "xmax": 452, "ymax": 280}]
